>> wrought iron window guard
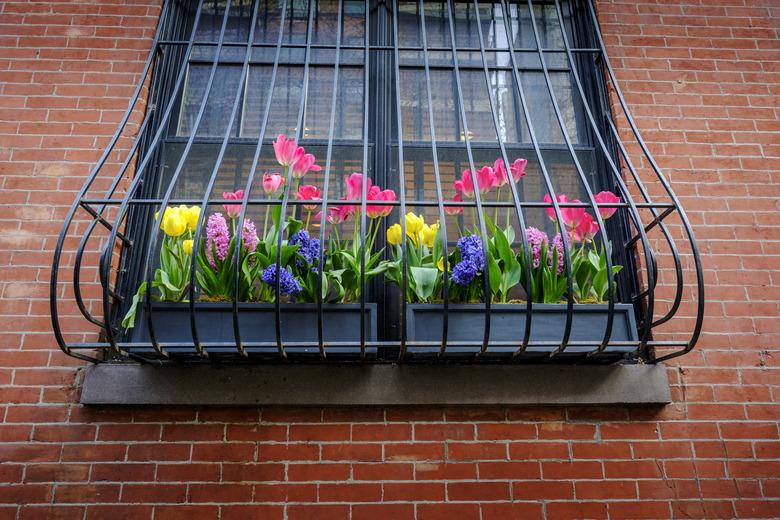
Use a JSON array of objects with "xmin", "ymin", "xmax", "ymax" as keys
[{"xmin": 50, "ymin": 0, "xmax": 704, "ymax": 365}]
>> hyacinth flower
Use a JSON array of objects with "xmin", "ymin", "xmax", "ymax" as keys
[
  {"xmin": 193, "ymin": 210, "xmax": 260, "ymax": 302},
  {"xmin": 121, "ymin": 205, "xmax": 202, "ymax": 329}
]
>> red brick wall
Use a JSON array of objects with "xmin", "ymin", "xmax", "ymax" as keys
[{"xmin": 1, "ymin": 0, "xmax": 779, "ymax": 518}]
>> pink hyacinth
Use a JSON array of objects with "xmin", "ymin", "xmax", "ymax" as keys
[
  {"xmin": 525, "ymin": 227, "xmax": 549, "ymax": 269},
  {"xmin": 292, "ymin": 153, "xmax": 321, "ymax": 179},
  {"xmin": 263, "ymin": 173, "xmax": 285, "ymax": 196},
  {"xmin": 549, "ymin": 233, "xmax": 566, "ymax": 274},
  {"xmin": 593, "ymin": 190, "xmax": 620, "ymax": 219},
  {"xmin": 366, "ymin": 186, "xmax": 396, "ymax": 218},
  {"xmin": 206, "ymin": 212, "xmax": 230, "ymax": 268},
  {"xmin": 454, "ymin": 166, "xmax": 499, "ymax": 198},
  {"xmin": 222, "ymin": 189, "xmax": 244, "ymax": 219},
  {"xmin": 296, "ymin": 184, "xmax": 321, "ymax": 211},
  {"xmin": 241, "ymin": 218, "xmax": 258, "ymax": 253},
  {"xmin": 444, "ymin": 192, "xmax": 464, "ymax": 215},
  {"xmin": 273, "ymin": 134, "xmax": 304, "ymax": 167}
]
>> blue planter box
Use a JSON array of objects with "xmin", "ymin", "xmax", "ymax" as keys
[
  {"xmin": 127, "ymin": 302, "xmax": 377, "ymax": 359},
  {"xmin": 404, "ymin": 303, "xmax": 639, "ymax": 359}
]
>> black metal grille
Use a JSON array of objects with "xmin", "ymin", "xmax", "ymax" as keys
[{"xmin": 51, "ymin": 0, "xmax": 704, "ymax": 365}]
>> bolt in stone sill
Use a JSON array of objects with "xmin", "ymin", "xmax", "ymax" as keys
[{"xmin": 80, "ymin": 364, "xmax": 671, "ymax": 406}]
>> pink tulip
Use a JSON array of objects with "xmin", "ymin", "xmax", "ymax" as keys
[
  {"xmin": 296, "ymin": 184, "xmax": 321, "ymax": 211},
  {"xmin": 222, "ymin": 190, "xmax": 244, "ymax": 219},
  {"xmin": 543, "ymin": 193, "xmax": 585, "ymax": 229},
  {"xmin": 366, "ymin": 187, "xmax": 396, "ymax": 218},
  {"xmin": 292, "ymin": 153, "xmax": 321, "ymax": 179},
  {"xmin": 345, "ymin": 172, "xmax": 372, "ymax": 201},
  {"xmin": 454, "ymin": 166, "xmax": 498, "ymax": 198},
  {"xmin": 316, "ymin": 206, "xmax": 348, "ymax": 225},
  {"xmin": 593, "ymin": 190, "xmax": 620, "ymax": 219},
  {"xmin": 262, "ymin": 173, "xmax": 285, "ymax": 196},
  {"xmin": 445, "ymin": 192, "xmax": 464, "ymax": 215},
  {"xmin": 572, "ymin": 212, "xmax": 599, "ymax": 243},
  {"xmin": 273, "ymin": 134, "xmax": 304, "ymax": 167},
  {"xmin": 509, "ymin": 158, "xmax": 527, "ymax": 182}
]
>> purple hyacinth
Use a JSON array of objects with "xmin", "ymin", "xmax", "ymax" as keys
[
  {"xmin": 452, "ymin": 259, "xmax": 478, "ymax": 286},
  {"xmin": 206, "ymin": 212, "xmax": 230, "ymax": 268},
  {"xmin": 457, "ymin": 235, "xmax": 485, "ymax": 271},
  {"xmin": 549, "ymin": 233, "xmax": 566, "ymax": 274},
  {"xmin": 524, "ymin": 227, "xmax": 549, "ymax": 269},
  {"xmin": 261, "ymin": 264, "xmax": 302, "ymax": 294},
  {"xmin": 241, "ymin": 218, "xmax": 258, "ymax": 253}
]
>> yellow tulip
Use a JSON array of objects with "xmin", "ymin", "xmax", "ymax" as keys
[
  {"xmin": 386, "ymin": 223, "xmax": 403, "ymax": 246},
  {"xmin": 437, "ymin": 257, "xmax": 448, "ymax": 272},
  {"xmin": 420, "ymin": 222, "xmax": 439, "ymax": 249},
  {"xmin": 182, "ymin": 239, "xmax": 194, "ymax": 255},
  {"xmin": 182, "ymin": 205, "xmax": 201, "ymax": 231},
  {"xmin": 405, "ymin": 212, "xmax": 424, "ymax": 242},
  {"xmin": 161, "ymin": 209, "xmax": 187, "ymax": 237}
]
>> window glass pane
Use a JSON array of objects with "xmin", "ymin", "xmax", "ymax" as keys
[{"xmin": 177, "ymin": 64, "xmax": 244, "ymax": 137}]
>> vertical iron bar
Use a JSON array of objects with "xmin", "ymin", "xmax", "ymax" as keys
[
  {"xmin": 49, "ymin": 0, "xmax": 172, "ymax": 360},
  {"xmin": 391, "ymin": 0, "xmax": 412, "ymax": 360},
  {"xmin": 232, "ymin": 0, "xmax": 291, "ymax": 359},
  {"xmin": 416, "ymin": 0, "xmax": 451, "ymax": 359},
  {"xmin": 187, "ymin": 0, "xmax": 263, "ymax": 357},
  {"xmin": 444, "ymin": 0, "xmax": 492, "ymax": 356},
  {"xmin": 471, "ymin": 0, "xmax": 534, "ymax": 356},
  {"xmin": 358, "ymin": 0, "xmax": 371, "ymax": 360},
  {"xmin": 584, "ymin": 0, "xmax": 703, "ymax": 360},
  {"xmin": 316, "ymin": 0, "xmax": 345, "ymax": 360},
  {"xmin": 498, "ymin": 0, "xmax": 575, "ymax": 353},
  {"xmin": 606, "ymin": 119, "xmax": 683, "ymax": 328},
  {"xmin": 274, "ymin": 0, "xmax": 316, "ymax": 360},
  {"xmin": 142, "ymin": 0, "xmax": 235, "ymax": 357},
  {"xmin": 550, "ymin": 0, "xmax": 653, "ymax": 355},
  {"xmin": 99, "ymin": 0, "xmax": 208, "ymax": 354},
  {"xmin": 525, "ymin": 0, "xmax": 615, "ymax": 356}
]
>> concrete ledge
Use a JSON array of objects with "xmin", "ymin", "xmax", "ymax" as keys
[{"xmin": 80, "ymin": 364, "xmax": 671, "ymax": 406}]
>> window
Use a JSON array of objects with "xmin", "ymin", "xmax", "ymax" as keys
[{"xmin": 52, "ymin": 0, "xmax": 704, "ymax": 366}]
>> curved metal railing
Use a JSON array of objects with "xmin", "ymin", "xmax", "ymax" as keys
[{"xmin": 50, "ymin": 0, "xmax": 704, "ymax": 365}]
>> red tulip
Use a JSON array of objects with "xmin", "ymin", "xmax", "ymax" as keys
[
  {"xmin": 593, "ymin": 190, "xmax": 620, "ymax": 219},
  {"xmin": 445, "ymin": 192, "xmax": 464, "ymax": 215},
  {"xmin": 315, "ymin": 206, "xmax": 348, "ymax": 225},
  {"xmin": 572, "ymin": 212, "xmax": 599, "ymax": 243},
  {"xmin": 262, "ymin": 173, "xmax": 284, "ymax": 196},
  {"xmin": 222, "ymin": 189, "xmax": 244, "ymax": 219},
  {"xmin": 273, "ymin": 134, "xmax": 304, "ymax": 167},
  {"xmin": 292, "ymin": 153, "xmax": 321, "ymax": 179},
  {"xmin": 543, "ymin": 193, "xmax": 585, "ymax": 229},
  {"xmin": 296, "ymin": 184, "xmax": 321, "ymax": 211}
]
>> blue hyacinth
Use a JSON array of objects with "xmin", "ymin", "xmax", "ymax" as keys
[
  {"xmin": 261, "ymin": 264, "xmax": 302, "ymax": 294},
  {"xmin": 457, "ymin": 235, "xmax": 485, "ymax": 271},
  {"xmin": 290, "ymin": 230, "xmax": 321, "ymax": 267},
  {"xmin": 451, "ymin": 259, "xmax": 479, "ymax": 286}
]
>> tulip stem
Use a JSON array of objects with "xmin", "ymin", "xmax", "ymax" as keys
[
  {"xmin": 263, "ymin": 206, "xmax": 270, "ymax": 237},
  {"xmin": 305, "ymin": 211, "xmax": 311, "ymax": 232}
]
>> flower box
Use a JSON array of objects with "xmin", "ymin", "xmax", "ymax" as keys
[
  {"xmin": 404, "ymin": 303, "xmax": 638, "ymax": 359},
  {"xmin": 127, "ymin": 302, "xmax": 377, "ymax": 358}
]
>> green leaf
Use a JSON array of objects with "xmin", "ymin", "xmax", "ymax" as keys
[
  {"xmin": 493, "ymin": 225, "xmax": 515, "ymax": 267},
  {"xmin": 410, "ymin": 266, "xmax": 439, "ymax": 302},
  {"xmin": 121, "ymin": 281, "xmax": 147, "ymax": 330},
  {"xmin": 158, "ymin": 270, "xmax": 180, "ymax": 294},
  {"xmin": 487, "ymin": 252, "xmax": 501, "ymax": 295}
]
